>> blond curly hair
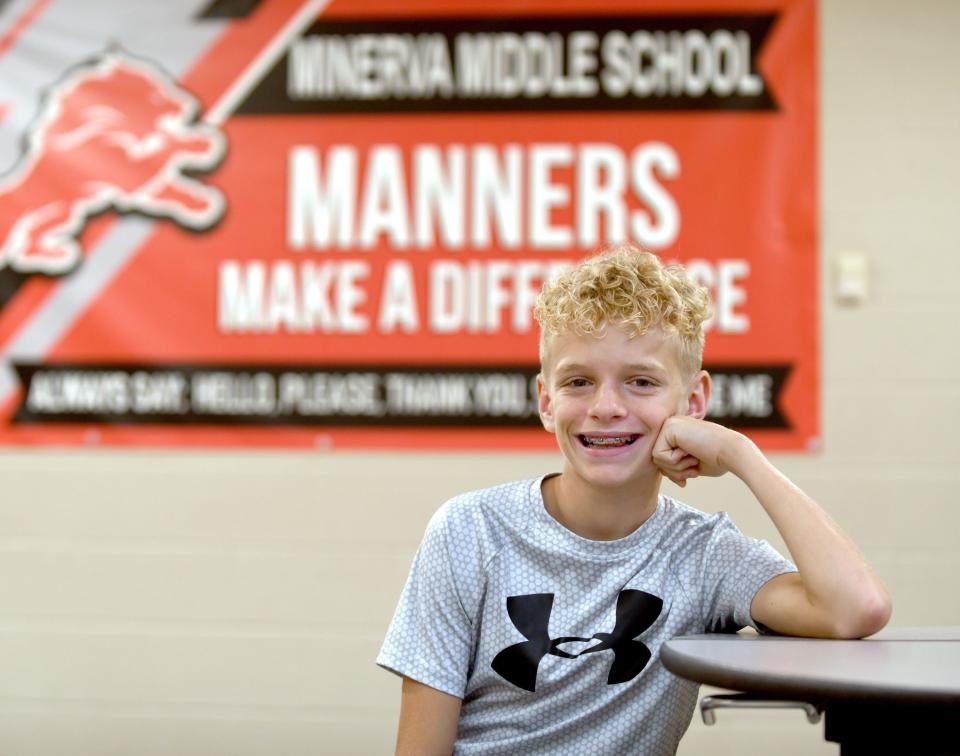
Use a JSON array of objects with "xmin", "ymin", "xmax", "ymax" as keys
[{"xmin": 534, "ymin": 246, "xmax": 711, "ymax": 377}]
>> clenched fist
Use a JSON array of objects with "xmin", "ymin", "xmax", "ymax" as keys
[{"xmin": 652, "ymin": 415, "xmax": 754, "ymax": 487}]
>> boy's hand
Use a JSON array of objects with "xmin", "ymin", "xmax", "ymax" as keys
[{"xmin": 652, "ymin": 415, "xmax": 751, "ymax": 487}]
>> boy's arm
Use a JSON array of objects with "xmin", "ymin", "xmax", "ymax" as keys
[
  {"xmin": 653, "ymin": 416, "xmax": 892, "ymax": 639},
  {"xmin": 395, "ymin": 677, "xmax": 462, "ymax": 756}
]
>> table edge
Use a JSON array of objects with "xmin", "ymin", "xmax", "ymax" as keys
[{"xmin": 660, "ymin": 637, "xmax": 960, "ymax": 707}]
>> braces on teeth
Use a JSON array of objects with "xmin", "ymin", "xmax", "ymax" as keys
[{"xmin": 581, "ymin": 435, "xmax": 637, "ymax": 447}]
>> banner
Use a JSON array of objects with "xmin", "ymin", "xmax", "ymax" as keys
[{"xmin": 0, "ymin": 0, "xmax": 817, "ymax": 450}]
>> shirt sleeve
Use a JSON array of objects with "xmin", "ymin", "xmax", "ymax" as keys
[
  {"xmin": 376, "ymin": 503, "xmax": 475, "ymax": 698},
  {"xmin": 700, "ymin": 513, "xmax": 797, "ymax": 634}
]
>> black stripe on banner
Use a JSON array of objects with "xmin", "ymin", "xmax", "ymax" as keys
[
  {"xmin": 236, "ymin": 14, "xmax": 778, "ymax": 115},
  {"xmin": 196, "ymin": 0, "xmax": 263, "ymax": 20},
  {"xmin": 12, "ymin": 362, "xmax": 791, "ymax": 430}
]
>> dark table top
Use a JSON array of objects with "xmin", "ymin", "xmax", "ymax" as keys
[{"xmin": 660, "ymin": 632, "xmax": 960, "ymax": 707}]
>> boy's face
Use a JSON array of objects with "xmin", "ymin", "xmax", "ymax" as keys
[{"xmin": 537, "ymin": 323, "xmax": 708, "ymax": 492}]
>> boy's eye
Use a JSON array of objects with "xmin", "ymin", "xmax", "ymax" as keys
[
  {"xmin": 565, "ymin": 378, "xmax": 590, "ymax": 388},
  {"xmin": 630, "ymin": 377, "xmax": 656, "ymax": 388}
]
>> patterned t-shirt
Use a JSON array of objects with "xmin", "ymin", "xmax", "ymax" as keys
[{"xmin": 377, "ymin": 476, "xmax": 796, "ymax": 755}]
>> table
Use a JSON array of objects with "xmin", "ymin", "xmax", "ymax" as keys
[{"xmin": 660, "ymin": 632, "xmax": 960, "ymax": 755}]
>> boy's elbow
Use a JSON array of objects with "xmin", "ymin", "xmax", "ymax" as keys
[{"xmin": 834, "ymin": 589, "xmax": 893, "ymax": 639}]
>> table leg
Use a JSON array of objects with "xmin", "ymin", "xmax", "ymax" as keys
[{"xmin": 824, "ymin": 702, "xmax": 959, "ymax": 756}]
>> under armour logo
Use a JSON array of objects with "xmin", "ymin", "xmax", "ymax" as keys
[{"xmin": 491, "ymin": 589, "xmax": 663, "ymax": 692}]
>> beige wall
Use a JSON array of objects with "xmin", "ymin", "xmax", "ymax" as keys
[{"xmin": 2, "ymin": 1, "xmax": 959, "ymax": 754}]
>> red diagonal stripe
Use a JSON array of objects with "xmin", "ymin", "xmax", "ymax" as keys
[{"xmin": 0, "ymin": 0, "xmax": 52, "ymax": 59}]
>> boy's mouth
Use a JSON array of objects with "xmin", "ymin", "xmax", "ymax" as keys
[{"xmin": 578, "ymin": 433, "xmax": 641, "ymax": 449}]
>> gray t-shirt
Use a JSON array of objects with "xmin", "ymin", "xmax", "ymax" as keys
[{"xmin": 378, "ymin": 476, "xmax": 796, "ymax": 755}]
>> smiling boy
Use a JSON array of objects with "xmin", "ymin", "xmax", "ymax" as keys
[{"xmin": 377, "ymin": 246, "xmax": 891, "ymax": 755}]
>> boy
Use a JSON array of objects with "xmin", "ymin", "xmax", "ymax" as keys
[{"xmin": 377, "ymin": 247, "xmax": 891, "ymax": 755}]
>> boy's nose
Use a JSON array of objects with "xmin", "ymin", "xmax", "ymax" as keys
[{"xmin": 589, "ymin": 384, "xmax": 626, "ymax": 420}]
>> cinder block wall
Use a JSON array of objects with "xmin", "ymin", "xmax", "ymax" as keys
[{"xmin": 1, "ymin": 2, "xmax": 958, "ymax": 754}]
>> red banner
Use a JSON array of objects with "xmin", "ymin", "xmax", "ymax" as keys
[{"xmin": 0, "ymin": 0, "xmax": 817, "ymax": 450}]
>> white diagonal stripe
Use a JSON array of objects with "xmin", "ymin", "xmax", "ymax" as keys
[{"xmin": 205, "ymin": 0, "xmax": 328, "ymax": 126}]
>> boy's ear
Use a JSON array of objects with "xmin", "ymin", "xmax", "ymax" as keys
[
  {"xmin": 536, "ymin": 373, "xmax": 555, "ymax": 433},
  {"xmin": 684, "ymin": 370, "xmax": 711, "ymax": 419}
]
